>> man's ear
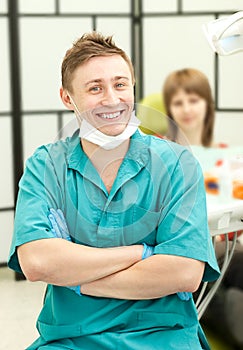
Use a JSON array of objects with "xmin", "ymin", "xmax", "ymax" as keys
[{"xmin": 60, "ymin": 87, "xmax": 73, "ymax": 110}]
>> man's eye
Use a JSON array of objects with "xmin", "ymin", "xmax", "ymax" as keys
[
  {"xmin": 90, "ymin": 86, "xmax": 101, "ymax": 92},
  {"xmin": 116, "ymin": 83, "xmax": 125, "ymax": 88}
]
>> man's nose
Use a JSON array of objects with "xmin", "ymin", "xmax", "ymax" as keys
[{"xmin": 101, "ymin": 87, "xmax": 120, "ymax": 106}]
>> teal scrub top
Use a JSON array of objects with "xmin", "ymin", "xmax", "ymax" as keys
[{"xmin": 8, "ymin": 130, "xmax": 220, "ymax": 350}]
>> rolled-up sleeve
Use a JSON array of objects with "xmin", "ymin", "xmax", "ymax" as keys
[
  {"xmin": 8, "ymin": 146, "xmax": 63, "ymax": 273},
  {"xmin": 154, "ymin": 149, "xmax": 220, "ymax": 282}
]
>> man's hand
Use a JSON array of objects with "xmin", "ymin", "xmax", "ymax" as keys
[
  {"xmin": 48, "ymin": 208, "xmax": 71, "ymax": 241},
  {"xmin": 48, "ymin": 208, "xmax": 81, "ymax": 296},
  {"xmin": 142, "ymin": 243, "xmax": 154, "ymax": 259},
  {"xmin": 142, "ymin": 243, "xmax": 190, "ymax": 301}
]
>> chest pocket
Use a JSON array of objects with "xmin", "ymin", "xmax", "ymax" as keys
[
  {"xmin": 95, "ymin": 206, "xmax": 160, "ymax": 247},
  {"xmin": 66, "ymin": 203, "xmax": 161, "ymax": 248},
  {"xmin": 117, "ymin": 205, "xmax": 161, "ymax": 246},
  {"xmin": 64, "ymin": 166, "xmax": 162, "ymax": 248}
]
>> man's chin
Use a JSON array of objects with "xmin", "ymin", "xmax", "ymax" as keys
[{"xmin": 98, "ymin": 125, "xmax": 127, "ymax": 136}]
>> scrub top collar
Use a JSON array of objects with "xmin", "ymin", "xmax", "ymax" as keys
[
  {"xmin": 67, "ymin": 129, "xmax": 150, "ymax": 170},
  {"xmin": 66, "ymin": 129, "xmax": 150, "ymax": 197}
]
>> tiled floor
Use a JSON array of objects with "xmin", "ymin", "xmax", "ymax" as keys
[{"xmin": 0, "ymin": 267, "xmax": 46, "ymax": 350}]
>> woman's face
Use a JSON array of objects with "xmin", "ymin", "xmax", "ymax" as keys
[{"xmin": 169, "ymin": 88, "xmax": 207, "ymax": 133}]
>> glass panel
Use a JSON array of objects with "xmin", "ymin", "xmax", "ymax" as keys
[
  {"xmin": 0, "ymin": 0, "xmax": 7, "ymax": 13},
  {"xmin": 23, "ymin": 114, "xmax": 58, "ymax": 162},
  {"xmin": 0, "ymin": 19, "xmax": 10, "ymax": 112},
  {"xmin": 0, "ymin": 117, "xmax": 14, "ymax": 207},
  {"xmin": 215, "ymin": 112, "xmax": 243, "ymax": 146},
  {"xmin": 183, "ymin": 0, "xmax": 242, "ymax": 12},
  {"xmin": 62, "ymin": 112, "xmax": 76, "ymax": 126},
  {"xmin": 143, "ymin": 0, "xmax": 177, "ymax": 13},
  {"xmin": 19, "ymin": 0, "xmax": 55, "ymax": 13},
  {"xmin": 0, "ymin": 211, "xmax": 14, "ymax": 263},
  {"xmin": 20, "ymin": 18, "xmax": 92, "ymax": 111},
  {"xmin": 61, "ymin": 112, "xmax": 78, "ymax": 140},
  {"xmin": 143, "ymin": 16, "xmax": 215, "ymax": 97},
  {"xmin": 60, "ymin": 0, "xmax": 130, "ymax": 14},
  {"xmin": 219, "ymin": 55, "xmax": 243, "ymax": 109},
  {"xmin": 96, "ymin": 17, "xmax": 131, "ymax": 57}
]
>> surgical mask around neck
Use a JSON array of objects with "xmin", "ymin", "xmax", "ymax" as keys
[
  {"xmin": 79, "ymin": 111, "xmax": 140, "ymax": 150},
  {"xmin": 68, "ymin": 94, "xmax": 140, "ymax": 150}
]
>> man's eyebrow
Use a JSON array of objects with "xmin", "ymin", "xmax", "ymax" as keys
[
  {"xmin": 84, "ymin": 79, "xmax": 102, "ymax": 87},
  {"xmin": 84, "ymin": 76, "xmax": 130, "ymax": 86},
  {"xmin": 114, "ymin": 76, "xmax": 130, "ymax": 80}
]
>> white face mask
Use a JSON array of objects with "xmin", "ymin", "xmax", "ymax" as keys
[
  {"xmin": 79, "ymin": 111, "xmax": 140, "ymax": 150},
  {"xmin": 68, "ymin": 94, "xmax": 140, "ymax": 150}
]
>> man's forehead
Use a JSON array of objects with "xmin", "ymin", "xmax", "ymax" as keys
[
  {"xmin": 72, "ymin": 56, "xmax": 132, "ymax": 86},
  {"xmin": 84, "ymin": 76, "xmax": 130, "ymax": 86}
]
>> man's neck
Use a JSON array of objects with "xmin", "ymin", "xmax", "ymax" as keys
[{"xmin": 81, "ymin": 138, "xmax": 130, "ymax": 175}]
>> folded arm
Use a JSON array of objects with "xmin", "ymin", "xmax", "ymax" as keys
[
  {"xmin": 17, "ymin": 239, "xmax": 143, "ymax": 286},
  {"xmin": 81, "ymin": 254, "xmax": 205, "ymax": 299},
  {"xmin": 17, "ymin": 209, "xmax": 150, "ymax": 288},
  {"xmin": 18, "ymin": 208, "xmax": 204, "ymax": 300}
]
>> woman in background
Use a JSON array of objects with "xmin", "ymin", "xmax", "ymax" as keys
[
  {"xmin": 163, "ymin": 68, "xmax": 215, "ymax": 147},
  {"xmin": 162, "ymin": 68, "xmax": 243, "ymax": 350}
]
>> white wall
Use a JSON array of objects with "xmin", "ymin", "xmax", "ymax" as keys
[
  {"xmin": 142, "ymin": 3, "xmax": 243, "ymax": 146},
  {"xmin": 0, "ymin": 0, "xmax": 242, "ymax": 263},
  {"xmin": 0, "ymin": 12, "xmax": 13, "ymax": 263}
]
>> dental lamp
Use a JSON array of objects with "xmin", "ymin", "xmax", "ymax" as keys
[{"xmin": 203, "ymin": 11, "xmax": 243, "ymax": 55}]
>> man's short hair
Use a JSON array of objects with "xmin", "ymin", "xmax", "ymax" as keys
[{"xmin": 61, "ymin": 31, "xmax": 135, "ymax": 92}]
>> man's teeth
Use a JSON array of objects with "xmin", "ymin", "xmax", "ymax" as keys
[{"xmin": 100, "ymin": 112, "xmax": 121, "ymax": 119}]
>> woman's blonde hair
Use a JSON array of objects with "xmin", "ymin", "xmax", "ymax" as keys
[{"xmin": 163, "ymin": 68, "xmax": 215, "ymax": 147}]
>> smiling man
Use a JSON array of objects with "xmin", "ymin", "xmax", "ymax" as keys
[
  {"xmin": 8, "ymin": 32, "xmax": 219, "ymax": 349},
  {"xmin": 62, "ymin": 55, "xmax": 134, "ymax": 136}
]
